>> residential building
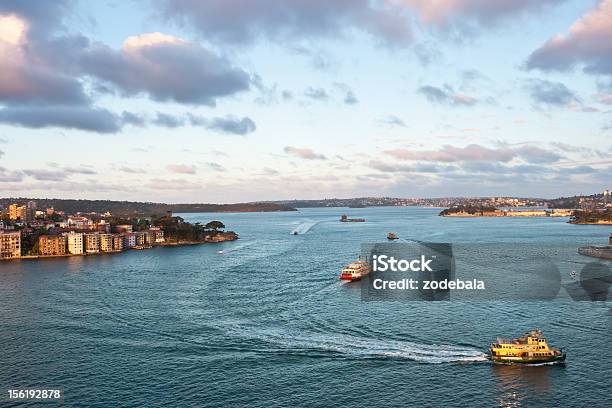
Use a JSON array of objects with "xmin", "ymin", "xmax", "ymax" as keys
[
  {"xmin": 0, "ymin": 231, "xmax": 21, "ymax": 259},
  {"xmin": 84, "ymin": 233, "xmax": 100, "ymax": 253},
  {"xmin": 38, "ymin": 235, "xmax": 67, "ymax": 256},
  {"xmin": 144, "ymin": 231, "xmax": 154, "ymax": 245},
  {"xmin": 112, "ymin": 235, "xmax": 124, "ymax": 251},
  {"xmin": 100, "ymin": 234, "xmax": 113, "ymax": 252},
  {"xmin": 149, "ymin": 227, "xmax": 165, "ymax": 243},
  {"xmin": 8, "ymin": 204, "xmax": 27, "ymax": 221},
  {"xmin": 95, "ymin": 221, "xmax": 111, "ymax": 233},
  {"xmin": 123, "ymin": 233, "xmax": 136, "ymax": 248},
  {"xmin": 26, "ymin": 201, "xmax": 37, "ymax": 222},
  {"xmin": 67, "ymin": 216, "xmax": 93, "ymax": 229},
  {"xmin": 135, "ymin": 231, "xmax": 146, "ymax": 246},
  {"xmin": 65, "ymin": 232, "xmax": 84, "ymax": 255}
]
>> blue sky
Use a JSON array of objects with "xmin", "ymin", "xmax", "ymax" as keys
[{"xmin": 0, "ymin": 0, "xmax": 611, "ymax": 203}]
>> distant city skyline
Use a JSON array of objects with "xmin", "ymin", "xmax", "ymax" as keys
[{"xmin": 0, "ymin": 1, "xmax": 611, "ymax": 202}]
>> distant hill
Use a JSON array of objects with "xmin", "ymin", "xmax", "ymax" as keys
[{"xmin": 0, "ymin": 198, "xmax": 297, "ymax": 216}]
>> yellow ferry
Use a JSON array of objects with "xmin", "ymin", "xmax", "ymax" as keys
[{"xmin": 489, "ymin": 329, "xmax": 566, "ymax": 364}]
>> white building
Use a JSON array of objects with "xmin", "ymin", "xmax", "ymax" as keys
[{"xmin": 65, "ymin": 232, "xmax": 84, "ymax": 255}]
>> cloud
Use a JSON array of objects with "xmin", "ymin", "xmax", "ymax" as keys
[
  {"xmin": 157, "ymin": 0, "xmax": 412, "ymax": 46},
  {"xmin": 206, "ymin": 162, "xmax": 226, "ymax": 172},
  {"xmin": 154, "ymin": 112, "xmax": 185, "ymax": 128},
  {"xmin": 0, "ymin": 4, "xmax": 255, "ymax": 133},
  {"xmin": 526, "ymin": 79, "xmax": 579, "ymax": 107},
  {"xmin": 417, "ymin": 84, "xmax": 478, "ymax": 106},
  {"xmin": 121, "ymin": 111, "xmax": 146, "ymax": 127},
  {"xmin": 206, "ymin": 116, "xmax": 256, "ymax": 135},
  {"xmin": 22, "ymin": 169, "xmax": 68, "ymax": 181},
  {"xmin": 284, "ymin": 146, "xmax": 327, "ymax": 160},
  {"xmin": 0, "ymin": 13, "xmax": 90, "ymax": 106},
  {"xmin": 384, "ymin": 143, "xmax": 562, "ymax": 164},
  {"xmin": 526, "ymin": 0, "xmax": 612, "ymax": 78},
  {"xmin": 304, "ymin": 87, "xmax": 329, "ymax": 101},
  {"xmin": 344, "ymin": 90, "xmax": 359, "ymax": 105},
  {"xmin": 369, "ymin": 160, "xmax": 457, "ymax": 173},
  {"xmin": 597, "ymin": 93, "xmax": 612, "ymax": 104},
  {"xmin": 0, "ymin": 106, "xmax": 122, "ymax": 133},
  {"xmin": 262, "ymin": 167, "xmax": 280, "ymax": 176},
  {"xmin": 282, "ymin": 90, "xmax": 293, "ymax": 100},
  {"xmin": 166, "ymin": 164, "xmax": 197, "ymax": 174},
  {"xmin": 369, "ymin": 160, "xmax": 414, "ymax": 173},
  {"xmin": 81, "ymin": 33, "xmax": 252, "ymax": 106},
  {"xmin": 380, "ymin": 115, "xmax": 407, "ymax": 127},
  {"xmin": 0, "ymin": 167, "xmax": 23, "ymax": 182},
  {"xmin": 63, "ymin": 166, "xmax": 97, "ymax": 175},
  {"xmin": 117, "ymin": 166, "xmax": 146, "ymax": 174},
  {"xmin": 146, "ymin": 178, "xmax": 202, "ymax": 190},
  {"xmin": 402, "ymin": 0, "xmax": 566, "ymax": 28}
]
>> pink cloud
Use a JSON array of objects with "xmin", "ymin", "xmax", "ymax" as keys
[
  {"xmin": 527, "ymin": 0, "xmax": 612, "ymax": 75},
  {"xmin": 166, "ymin": 164, "xmax": 197, "ymax": 174}
]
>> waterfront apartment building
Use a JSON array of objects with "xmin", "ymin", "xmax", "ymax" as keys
[
  {"xmin": 100, "ymin": 234, "xmax": 113, "ymax": 252},
  {"xmin": 66, "ymin": 232, "xmax": 84, "ymax": 255},
  {"xmin": 149, "ymin": 227, "xmax": 165, "ymax": 243},
  {"xmin": 123, "ymin": 233, "xmax": 136, "ymax": 248},
  {"xmin": 84, "ymin": 233, "xmax": 100, "ymax": 253},
  {"xmin": 38, "ymin": 235, "xmax": 67, "ymax": 256},
  {"xmin": 112, "ymin": 235, "xmax": 124, "ymax": 251},
  {"xmin": 135, "ymin": 231, "xmax": 147, "ymax": 246},
  {"xmin": 0, "ymin": 231, "xmax": 21, "ymax": 259}
]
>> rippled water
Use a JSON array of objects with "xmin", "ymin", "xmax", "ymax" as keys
[{"xmin": 1, "ymin": 207, "xmax": 610, "ymax": 407}]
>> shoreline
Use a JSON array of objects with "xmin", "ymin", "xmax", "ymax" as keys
[
  {"xmin": 569, "ymin": 221, "xmax": 612, "ymax": 225},
  {"xmin": 1, "ymin": 235, "xmax": 238, "ymax": 262}
]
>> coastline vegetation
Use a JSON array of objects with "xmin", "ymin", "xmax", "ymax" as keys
[
  {"xmin": 569, "ymin": 209, "xmax": 612, "ymax": 224},
  {"xmin": 439, "ymin": 206, "xmax": 499, "ymax": 216}
]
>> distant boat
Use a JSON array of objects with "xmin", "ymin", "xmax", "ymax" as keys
[
  {"xmin": 387, "ymin": 232, "xmax": 399, "ymax": 240},
  {"xmin": 217, "ymin": 250, "xmax": 224, "ymax": 254},
  {"xmin": 340, "ymin": 214, "xmax": 365, "ymax": 222}
]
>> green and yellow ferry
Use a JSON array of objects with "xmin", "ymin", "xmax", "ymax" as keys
[{"xmin": 489, "ymin": 329, "xmax": 566, "ymax": 364}]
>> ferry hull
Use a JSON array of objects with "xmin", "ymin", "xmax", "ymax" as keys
[
  {"xmin": 340, "ymin": 274, "xmax": 363, "ymax": 281},
  {"xmin": 489, "ymin": 353, "xmax": 566, "ymax": 364}
]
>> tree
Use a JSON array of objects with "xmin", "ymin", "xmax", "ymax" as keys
[{"xmin": 205, "ymin": 221, "xmax": 225, "ymax": 232}]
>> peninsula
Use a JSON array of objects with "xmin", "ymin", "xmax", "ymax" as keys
[
  {"xmin": 0, "ymin": 200, "xmax": 238, "ymax": 261},
  {"xmin": 438, "ymin": 206, "xmax": 573, "ymax": 218},
  {"xmin": 569, "ymin": 209, "xmax": 612, "ymax": 225}
]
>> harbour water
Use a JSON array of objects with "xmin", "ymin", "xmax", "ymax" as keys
[{"xmin": 1, "ymin": 207, "xmax": 610, "ymax": 407}]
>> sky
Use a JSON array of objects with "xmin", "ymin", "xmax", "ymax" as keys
[{"xmin": 0, "ymin": 0, "xmax": 611, "ymax": 203}]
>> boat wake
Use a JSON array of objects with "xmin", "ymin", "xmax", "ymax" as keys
[
  {"xmin": 228, "ymin": 327, "xmax": 488, "ymax": 364},
  {"xmin": 218, "ymin": 241, "xmax": 256, "ymax": 254},
  {"xmin": 291, "ymin": 220, "xmax": 321, "ymax": 235}
]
